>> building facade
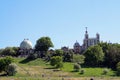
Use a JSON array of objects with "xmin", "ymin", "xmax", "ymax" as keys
[
  {"xmin": 73, "ymin": 27, "xmax": 100, "ymax": 53},
  {"xmin": 73, "ymin": 41, "xmax": 81, "ymax": 53},
  {"xmin": 82, "ymin": 27, "xmax": 100, "ymax": 50}
]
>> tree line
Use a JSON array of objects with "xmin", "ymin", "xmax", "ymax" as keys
[{"xmin": 0, "ymin": 37, "xmax": 120, "ymax": 75}]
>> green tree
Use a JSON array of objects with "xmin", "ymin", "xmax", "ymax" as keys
[
  {"xmin": 116, "ymin": 62, "xmax": 120, "ymax": 76},
  {"xmin": 35, "ymin": 37, "xmax": 54, "ymax": 52},
  {"xmin": 1, "ymin": 47, "xmax": 19, "ymax": 56},
  {"xmin": 49, "ymin": 49, "xmax": 63, "ymax": 62},
  {"xmin": 0, "ymin": 49, "xmax": 3, "ymax": 56},
  {"xmin": 106, "ymin": 44, "xmax": 120, "ymax": 69},
  {"xmin": 98, "ymin": 42, "xmax": 111, "ymax": 67},
  {"xmin": 84, "ymin": 45, "xmax": 104, "ymax": 67},
  {"xmin": 98, "ymin": 42, "xmax": 120, "ymax": 69},
  {"xmin": 73, "ymin": 54, "xmax": 85, "ymax": 64},
  {"xmin": 55, "ymin": 49, "xmax": 63, "ymax": 56},
  {"xmin": 63, "ymin": 50, "xmax": 73, "ymax": 62}
]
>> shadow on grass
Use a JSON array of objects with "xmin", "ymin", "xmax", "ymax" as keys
[
  {"xmin": 0, "ymin": 73, "xmax": 7, "ymax": 77},
  {"xmin": 44, "ymin": 67, "xmax": 61, "ymax": 72},
  {"xmin": 19, "ymin": 58, "xmax": 34, "ymax": 64},
  {"xmin": 44, "ymin": 67, "xmax": 56, "ymax": 69},
  {"xmin": 70, "ymin": 70, "xmax": 79, "ymax": 73}
]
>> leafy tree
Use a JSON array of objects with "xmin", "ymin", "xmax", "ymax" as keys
[
  {"xmin": 84, "ymin": 45, "xmax": 104, "ymax": 67},
  {"xmin": 98, "ymin": 42, "xmax": 110, "ymax": 54},
  {"xmin": 63, "ymin": 50, "xmax": 73, "ymax": 62},
  {"xmin": 35, "ymin": 37, "xmax": 53, "ymax": 51},
  {"xmin": 55, "ymin": 49, "xmax": 63, "ymax": 56},
  {"xmin": 98, "ymin": 42, "xmax": 120, "ymax": 69},
  {"xmin": 0, "ymin": 49, "xmax": 3, "ymax": 55},
  {"xmin": 98, "ymin": 42, "xmax": 111, "ymax": 67},
  {"xmin": 72, "ymin": 54, "xmax": 85, "ymax": 64},
  {"xmin": 116, "ymin": 62, "xmax": 120, "ymax": 76},
  {"xmin": 50, "ymin": 56, "xmax": 63, "ymax": 68},
  {"xmin": 1, "ymin": 47, "xmax": 19, "ymax": 56},
  {"xmin": 106, "ymin": 44, "xmax": 120, "ymax": 69}
]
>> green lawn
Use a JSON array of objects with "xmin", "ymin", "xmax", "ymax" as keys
[
  {"xmin": 62, "ymin": 62, "xmax": 116, "ymax": 77},
  {"xmin": 0, "ymin": 57, "xmax": 119, "ymax": 80}
]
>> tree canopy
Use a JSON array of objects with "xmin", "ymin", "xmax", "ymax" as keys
[
  {"xmin": 35, "ymin": 37, "xmax": 54, "ymax": 51},
  {"xmin": 0, "ymin": 47, "xmax": 19, "ymax": 56},
  {"xmin": 84, "ymin": 45, "xmax": 104, "ymax": 67},
  {"xmin": 73, "ymin": 54, "xmax": 85, "ymax": 64}
]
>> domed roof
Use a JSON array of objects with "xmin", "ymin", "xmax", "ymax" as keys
[
  {"xmin": 20, "ymin": 39, "xmax": 32, "ymax": 49},
  {"xmin": 74, "ymin": 41, "xmax": 80, "ymax": 47}
]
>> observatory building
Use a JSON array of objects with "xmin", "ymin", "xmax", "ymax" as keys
[
  {"xmin": 73, "ymin": 27, "xmax": 100, "ymax": 54},
  {"xmin": 20, "ymin": 39, "xmax": 32, "ymax": 49},
  {"xmin": 19, "ymin": 39, "xmax": 33, "ymax": 57}
]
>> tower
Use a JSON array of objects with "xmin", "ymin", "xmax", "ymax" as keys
[
  {"xmin": 84, "ymin": 27, "xmax": 89, "ymax": 49},
  {"xmin": 85, "ymin": 27, "xmax": 89, "ymax": 39},
  {"xmin": 96, "ymin": 33, "xmax": 100, "ymax": 42}
]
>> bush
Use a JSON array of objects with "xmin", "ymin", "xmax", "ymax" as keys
[
  {"xmin": 80, "ymin": 69, "xmax": 85, "ymax": 74},
  {"xmin": 27, "ymin": 53, "xmax": 37, "ymax": 60},
  {"xmin": 56, "ymin": 62, "xmax": 63, "ymax": 69},
  {"xmin": 6, "ymin": 63, "xmax": 17, "ymax": 76},
  {"xmin": 0, "ymin": 56, "xmax": 14, "ymax": 72},
  {"xmin": 73, "ymin": 63, "xmax": 81, "ymax": 72},
  {"xmin": 116, "ymin": 62, "xmax": 120, "ymax": 76},
  {"xmin": 50, "ymin": 56, "xmax": 63, "ymax": 68},
  {"xmin": 103, "ymin": 68, "xmax": 109, "ymax": 75}
]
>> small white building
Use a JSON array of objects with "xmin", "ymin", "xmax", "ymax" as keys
[
  {"xmin": 20, "ymin": 39, "xmax": 32, "ymax": 49},
  {"xmin": 19, "ymin": 39, "xmax": 33, "ymax": 57}
]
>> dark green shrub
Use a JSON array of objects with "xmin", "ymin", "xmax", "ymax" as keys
[
  {"xmin": 0, "ymin": 56, "xmax": 14, "ymax": 72},
  {"xmin": 27, "ymin": 53, "xmax": 37, "ymax": 60},
  {"xmin": 80, "ymin": 69, "xmax": 85, "ymax": 74},
  {"xmin": 50, "ymin": 56, "xmax": 63, "ymax": 68},
  {"xmin": 73, "ymin": 63, "xmax": 81, "ymax": 72},
  {"xmin": 56, "ymin": 62, "xmax": 63, "ymax": 69},
  {"xmin": 103, "ymin": 68, "xmax": 109, "ymax": 75},
  {"xmin": 116, "ymin": 62, "xmax": 120, "ymax": 76},
  {"xmin": 6, "ymin": 63, "xmax": 17, "ymax": 76}
]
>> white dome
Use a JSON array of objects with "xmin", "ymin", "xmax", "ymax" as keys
[{"xmin": 20, "ymin": 39, "xmax": 32, "ymax": 49}]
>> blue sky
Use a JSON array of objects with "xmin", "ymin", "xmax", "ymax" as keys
[{"xmin": 0, "ymin": 0, "xmax": 120, "ymax": 49}]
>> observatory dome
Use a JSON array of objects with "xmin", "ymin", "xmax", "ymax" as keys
[{"xmin": 20, "ymin": 39, "xmax": 32, "ymax": 49}]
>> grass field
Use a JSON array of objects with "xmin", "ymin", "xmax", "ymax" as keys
[{"xmin": 0, "ymin": 57, "xmax": 119, "ymax": 80}]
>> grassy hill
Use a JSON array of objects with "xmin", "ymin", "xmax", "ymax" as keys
[{"xmin": 0, "ymin": 57, "xmax": 119, "ymax": 80}]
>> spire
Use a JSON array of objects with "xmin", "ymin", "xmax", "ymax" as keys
[
  {"xmin": 85, "ymin": 27, "xmax": 88, "ymax": 33},
  {"xmin": 85, "ymin": 27, "xmax": 88, "ymax": 39}
]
